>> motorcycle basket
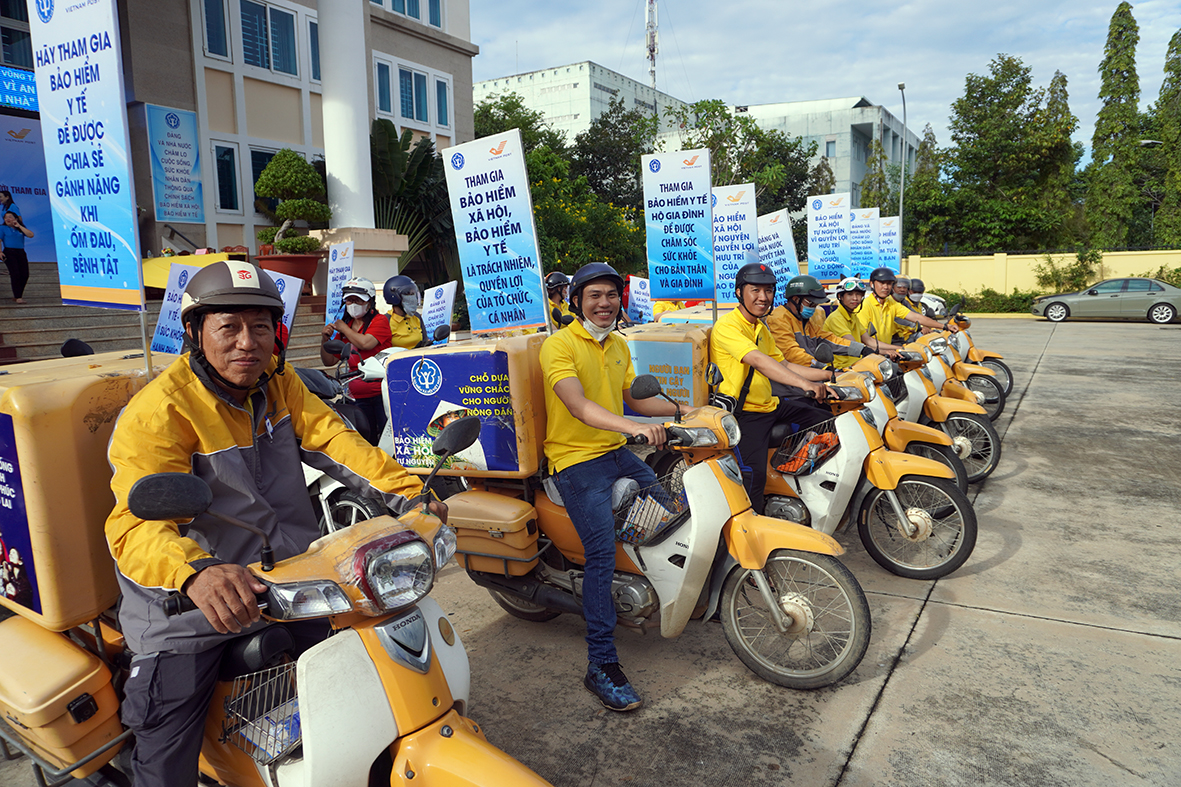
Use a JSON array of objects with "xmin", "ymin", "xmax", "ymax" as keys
[
  {"xmin": 614, "ymin": 471, "xmax": 690, "ymax": 546},
  {"xmin": 773, "ymin": 418, "xmax": 840, "ymax": 476},
  {"xmin": 223, "ymin": 662, "xmax": 301, "ymax": 765}
]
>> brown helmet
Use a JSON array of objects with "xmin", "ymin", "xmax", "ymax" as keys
[{"xmin": 180, "ymin": 261, "xmax": 285, "ymax": 323}]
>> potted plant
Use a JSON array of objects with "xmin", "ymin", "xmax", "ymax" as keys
[{"xmin": 254, "ymin": 149, "xmax": 331, "ymax": 283}]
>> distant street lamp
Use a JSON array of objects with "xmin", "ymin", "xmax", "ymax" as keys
[
  {"xmin": 1139, "ymin": 139, "xmax": 1164, "ymax": 147},
  {"xmin": 898, "ymin": 83, "xmax": 907, "ymax": 255}
]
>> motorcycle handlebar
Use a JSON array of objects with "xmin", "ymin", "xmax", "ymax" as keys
[
  {"xmin": 163, "ymin": 591, "xmax": 268, "ymax": 617},
  {"xmin": 625, "ymin": 433, "xmax": 648, "ymax": 445}
]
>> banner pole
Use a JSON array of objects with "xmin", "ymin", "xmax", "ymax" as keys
[{"xmin": 139, "ymin": 301, "xmax": 155, "ymax": 382}]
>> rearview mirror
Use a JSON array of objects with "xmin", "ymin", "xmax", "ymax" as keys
[
  {"xmin": 433, "ymin": 324, "xmax": 451, "ymax": 342},
  {"xmin": 552, "ymin": 307, "xmax": 574, "ymax": 327},
  {"xmin": 947, "ymin": 303, "xmax": 962, "ymax": 317},
  {"xmin": 813, "ymin": 344, "xmax": 836, "ymax": 365},
  {"xmin": 867, "ymin": 324, "xmax": 877, "ymax": 337},
  {"xmin": 707, "ymin": 363, "xmax": 724, "ymax": 387},
  {"xmin": 127, "ymin": 473, "xmax": 212, "ymax": 521},
  {"xmin": 432, "ymin": 416, "xmax": 482, "ymax": 457},
  {"xmin": 630, "ymin": 374, "xmax": 662, "ymax": 400},
  {"xmin": 1086, "ymin": 290, "xmax": 1097, "ymax": 296},
  {"xmin": 323, "ymin": 339, "xmax": 347, "ymax": 357}
]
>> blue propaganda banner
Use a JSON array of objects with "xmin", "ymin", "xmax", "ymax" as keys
[
  {"xmin": 806, "ymin": 193, "xmax": 851, "ymax": 282},
  {"xmin": 757, "ymin": 210, "xmax": 799, "ymax": 309},
  {"xmin": 0, "ymin": 115, "xmax": 56, "ymax": 263},
  {"xmin": 642, "ymin": 149, "xmax": 714, "ymax": 300},
  {"xmin": 324, "ymin": 241, "xmax": 354, "ymax": 324},
  {"xmin": 30, "ymin": 0, "xmax": 144, "ymax": 310},
  {"xmin": 442, "ymin": 129, "xmax": 547, "ymax": 333},
  {"xmin": 145, "ymin": 105, "xmax": 203, "ymax": 224},
  {"xmin": 711, "ymin": 183, "xmax": 757, "ymax": 306},
  {"xmin": 0, "ymin": 65, "xmax": 38, "ymax": 111},
  {"xmin": 849, "ymin": 208, "xmax": 880, "ymax": 278},
  {"xmin": 879, "ymin": 216, "xmax": 901, "ymax": 272}
]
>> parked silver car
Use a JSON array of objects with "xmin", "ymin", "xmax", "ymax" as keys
[{"xmin": 1030, "ymin": 278, "xmax": 1180, "ymax": 324}]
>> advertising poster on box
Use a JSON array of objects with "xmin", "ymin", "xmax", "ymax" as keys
[
  {"xmin": 0, "ymin": 414, "xmax": 40, "ymax": 614},
  {"xmin": 627, "ymin": 276, "xmax": 653, "ymax": 323},
  {"xmin": 806, "ymin": 193, "xmax": 851, "ymax": 282},
  {"xmin": 711, "ymin": 184, "xmax": 757, "ymax": 305},
  {"xmin": 442, "ymin": 129, "xmax": 547, "ymax": 333},
  {"xmin": 385, "ymin": 351, "xmax": 519, "ymax": 472},
  {"xmin": 849, "ymin": 208, "xmax": 880, "ymax": 278},
  {"xmin": 642, "ymin": 148, "xmax": 714, "ymax": 300},
  {"xmin": 324, "ymin": 241, "xmax": 354, "ymax": 324},
  {"xmin": 757, "ymin": 210, "xmax": 799, "ymax": 309},
  {"xmin": 879, "ymin": 216, "xmax": 901, "ymax": 272}
]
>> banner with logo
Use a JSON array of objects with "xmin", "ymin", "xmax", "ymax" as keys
[
  {"xmin": 710, "ymin": 183, "xmax": 756, "ymax": 305},
  {"xmin": 324, "ymin": 240, "xmax": 354, "ymax": 324},
  {"xmin": 757, "ymin": 210, "xmax": 799, "ymax": 308},
  {"xmin": 806, "ymin": 193, "xmax": 851, "ymax": 282},
  {"xmin": 879, "ymin": 216, "xmax": 901, "ymax": 272},
  {"xmin": 30, "ymin": 0, "xmax": 145, "ymax": 310},
  {"xmin": 151, "ymin": 262, "xmax": 300, "ymax": 354},
  {"xmin": 145, "ymin": 104, "xmax": 203, "ymax": 224},
  {"xmin": 422, "ymin": 280, "xmax": 457, "ymax": 345},
  {"xmin": 627, "ymin": 276, "xmax": 653, "ymax": 323},
  {"xmin": 849, "ymin": 208, "xmax": 880, "ymax": 278},
  {"xmin": 442, "ymin": 129, "xmax": 547, "ymax": 333},
  {"xmin": 641, "ymin": 148, "xmax": 713, "ymax": 300},
  {"xmin": 0, "ymin": 115, "xmax": 56, "ymax": 263}
]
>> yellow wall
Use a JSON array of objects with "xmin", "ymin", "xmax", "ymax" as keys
[
  {"xmin": 216, "ymin": 224, "xmax": 244, "ymax": 248},
  {"xmin": 310, "ymin": 92, "xmax": 324, "ymax": 148},
  {"xmin": 243, "ymin": 78, "xmax": 304, "ymax": 145},
  {"xmin": 902, "ymin": 249, "xmax": 1181, "ymax": 293},
  {"xmin": 205, "ymin": 69, "xmax": 236, "ymax": 135}
]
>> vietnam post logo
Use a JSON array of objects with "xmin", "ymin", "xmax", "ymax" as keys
[
  {"xmin": 411, "ymin": 358, "xmax": 443, "ymax": 396},
  {"xmin": 683, "ymin": 155, "xmax": 699, "ymax": 166},
  {"xmin": 165, "ymin": 112, "xmax": 181, "ymax": 129},
  {"xmin": 811, "ymin": 199, "xmax": 822, "ymax": 210},
  {"xmin": 769, "ymin": 214, "xmax": 782, "ymax": 225},
  {"xmin": 648, "ymin": 159, "xmax": 661, "ymax": 173},
  {"xmin": 489, "ymin": 140, "xmax": 507, "ymax": 156},
  {"xmin": 36, "ymin": 0, "xmax": 52, "ymax": 23},
  {"xmin": 6, "ymin": 129, "xmax": 31, "ymax": 140},
  {"xmin": 450, "ymin": 152, "xmax": 465, "ymax": 170},
  {"xmin": 727, "ymin": 190, "xmax": 746, "ymax": 203}
]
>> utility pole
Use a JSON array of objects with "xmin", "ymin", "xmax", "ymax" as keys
[{"xmin": 646, "ymin": 0, "xmax": 659, "ymax": 89}]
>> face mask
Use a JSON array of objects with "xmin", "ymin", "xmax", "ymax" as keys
[
  {"xmin": 893, "ymin": 293, "xmax": 907, "ymax": 303},
  {"xmin": 401, "ymin": 292, "xmax": 420, "ymax": 314},
  {"xmin": 346, "ymin": 303, "xmax": 367, "ymax": 318},
  {"xmin": 800, "ymin": 305, "xmax": 816, "ymax": 320},
  {"xmin": 582, "ymin": 318, "xmax": 614, "ymax": 342}
]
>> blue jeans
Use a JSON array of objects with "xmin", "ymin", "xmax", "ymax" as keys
[{"xmin": 554, "ymin": 448, "xmax": 657, "ymax": 665}]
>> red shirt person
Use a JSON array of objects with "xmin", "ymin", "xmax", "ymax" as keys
[{"xmin": 320, "ymin": 277, "xmax": 392, "ymax": 444}]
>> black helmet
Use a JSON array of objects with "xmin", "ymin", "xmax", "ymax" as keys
[
  {"xmin": 910, "ymin": 278, "xmax": 926, "ymax": 294},
  {"xmin": 869, "ymin": 267, "xmax": 897, "ymax": 283},
  {"xmin": 569, "ymin": 262, "xmax": 624, "ymax": 318},
  {"xmin": 383, "ymin": 274, "xmax": 417, "ymax": 308},
  {"xmin": 894, "ymin": 276, "xmax": 911, "ymax": 289},
  {"xmin": 734, "ymin": 262, "xmax": 777, "ymax": 300},
  {"xmin": 784, "ymin": 274, "xmax": 827, "ymax": 303},
  {"xmin": 545, "ymin": 271, "xmax": 571, "ymax": 291}
]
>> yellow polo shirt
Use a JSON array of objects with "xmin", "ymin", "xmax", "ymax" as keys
[
  {"xmin": 859, "ymin": 295, "xmax": 912, "ymax": 347},
  {"xmin": 765, "ymin": 306, "xmax": 854, "ymax": 367},
  {"xmin": 823, "ymin": 305, "xmax": 868, "ymax": 369},
  {"xmin": 709, "ymin": 306, "xmax": 782, "ymax": 414},
  {"xmin": 541, "ymin": 319, "xmax": 636, "ymax": 473},
  {"xmin": 388, "ymin": 311, "xmax": 424, "ymax": 349}
]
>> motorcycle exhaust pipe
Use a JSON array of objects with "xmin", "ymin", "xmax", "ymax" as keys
[{"xmin": 468, "ymin": 571, "xmax": 585, "ymax": 617}]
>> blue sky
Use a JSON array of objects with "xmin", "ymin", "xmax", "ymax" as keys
[{"xmin": 471, "ymin": 0, "xmax": 1181, "ymax": 156}]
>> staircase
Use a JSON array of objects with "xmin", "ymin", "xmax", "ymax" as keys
[{"xmin": 0, "ymin": 261, "xmax": 329, "ymax": 368}]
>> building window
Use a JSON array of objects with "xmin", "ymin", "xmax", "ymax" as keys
[
  {"xmin": 241, "ymin": 1, "xmax": 297, "ymax": 76},
  {"xmin": 399, "ymin": 67, "xmax": 427, "ymax": 122},
  {"xmin": 0, "ymin": 0, "xmax": 31, "ymax": 69},
  {"xmin": 377, "ymin": 62, "xmax": 392, "ymax": 113},
  {"xmin": 406, "ymin": 0, "xmax": 420, "ymax": 20},
  {"xmin": 202, "ymin": 0, "xmax": 229, "ymax": 58},
  {"xmin": 826, "ymin": 140, "xmax": 836, "ymax": 158},
  {"xmin": 436, "ymin": 79, "xmax": 448, "ymax": 127},
  {"xmin": 428, "ymin": 0, "xmax": 441, "ymax": 27},
  {"xmin": 309, "ymin": 20, "xmax": 320, "ymax": 81},
  {"xmin": 214, "ymin": 144, "xmax": 240, "ymax": 212},
  {"xmin": 251, "ymin": 149, "xmax": 278, "ymax": 215}
]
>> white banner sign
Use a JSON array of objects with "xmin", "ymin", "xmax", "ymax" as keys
[
  {"xmin": 879, "ymin": 216, "xmax": 901, "ymax": 272},
  {"xmin": 421, "ymin": 280, "xmax": 457, "ymax": 345},
  {"xmin": 806, "ymin": 193, "xmax": 851, "ymax": 282},
  {"xmin": 711, "ymin": 183, "xmax": 757, "ymax": 305},
  {"xmin": 757, "ymin": 210, "xmax": 799, "ymax": 308},
  {"xmin": 627, "ymin": 276, "xmax": 653, "ymax": 323},
  {"xmin": 145, "ymin": 104, "xmax": 203, "ymax": 224},
  {"xmin": 849, "ymin": 208, "xmax": 880, "ymax": 278},
  {"xmin": 324, "ymin": 241, "xmax": 354, "ymax": 324},
  {"xmin": 642, "ymin": 148, "xmax": 714, "ymax": 300}
]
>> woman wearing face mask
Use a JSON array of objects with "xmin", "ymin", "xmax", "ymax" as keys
[
  {"xmin": 383, "ymin": 274, "xmax": 427, "ymax": 348},
  {"xmin": 766, "ymin": 274, "xmax": 877, "ymax": 372},
  {"xmin": 320, "ymin": 277, "xmax": 392, "ymax": 444}
]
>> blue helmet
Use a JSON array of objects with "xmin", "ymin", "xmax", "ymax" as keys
[
  {"xmin": 569, "ymin": 262, "xmax": 624, "ymax": 318},
  {"xmin": 383, "ymin": 274, "xmax": 417, "ymax": 308}
]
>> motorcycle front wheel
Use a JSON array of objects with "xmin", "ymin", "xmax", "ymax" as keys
[
  {"xmin": 857, "ymin": 475, "xmax": 978, "ymax": 580},
  {"xmin": 938, "ymin": 412, "xmax": 1001, "ymax": 483},
  {"xmin": 965, "ymin": 373, "xmax": 1005, "ymax": 421},
  {"xmin": 980, "ymin": 359, "xmax": 1013, "ymax": 395},
  {"xmin": 318, "ymin": 490, "xmax": 386, "ymax": 535},
  {"xmin": 903, "ymin": 441, "xmax": 968, "ymax": 493},
  {"xmin": 721, "ymin": 550, "xmax": 870, "ymax": 690},
  {"xmin": 487, "ymin": 589, "xmax": 561, "ymax": 622}
]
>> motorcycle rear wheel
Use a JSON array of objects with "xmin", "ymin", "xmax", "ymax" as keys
[
  {"xmin": 319, "ymin": 490, "xmax": 387, "ymax": 535},
  {"xmin": 857, "ymin": 475, "xmax": 978, "ymax": 579},
  {"xmin": 721, "ymin": 550, "xmax": 870, "ymax": 690},
  {"xmin": 487, "ymin": 589, "xmax": 561, "ymax": 622},
  {"xmin": 980, "ymin": 359, "xmax": 1013, "ymax": 396},
  {"xmin": 965, "ymin": 373, "xmax": 1005, "ymax": 421},
  {"xmin": 903, "ymin": 441, "xmax": 968, "ymax": 493},
  {"xmin": 938, "ymin": 412, "xmax": 1001, "ymax": 483}
]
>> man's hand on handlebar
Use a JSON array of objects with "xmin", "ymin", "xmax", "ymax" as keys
[
  {"xmin": 628, "ymin": 422, "xmax": 668, "ymax": 448},
  {"xmin": 183, "ymin": 563, "xmax": 267, "ymax": 635},
  {"xmin": 427, "ymin": 499, "xmax": 449, "ymax": 525},
  {"xmin": 802, "ymin": 380, "xmax": 830, "ymax": 400}
]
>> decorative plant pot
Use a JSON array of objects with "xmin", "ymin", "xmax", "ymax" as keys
[{"xmin": 258, "ymin": 253, "xmax": 323, "ymax": 290}]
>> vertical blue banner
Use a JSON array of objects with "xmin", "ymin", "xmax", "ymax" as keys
[
  {"xmin": 145, "ymin": 104, "xmax": 204, "ymax": 224},
  {"xmin": 757, "ymin": 209, "xmax": 800, "ymax": 309},
  {"xmin": 0, "ymin": 414, "xmax": 40, "ymax": 614},
  {"xmin": 421, "ymin": 281, "xmax": 457, "ymax": 345},
  {"xmin": 324, "ymin": 241, "xmax": 354, "ymax": 324},
  {"xmin": 879, "ymin": 216, "xmax": 901, "ymax": 272},
  {"xmin": 0, "ymin": 115, "xmax": 56, "ymax": 262},
  {"xmin": 642, "ymin": 148, "xmax": 714, "ymax": 300},
  {"xmin": 30, "ymin": 0, "xmax": 144, "ymax": 310},
  {"xmin": 442, "ymin": 129, "xmax": 547, "ymax": 333},
  {"xmin": 806, "ymin": 193, "xmax": 851, "ymax": 282},
  {"xmin": 627, "ymin": 276, "xmax": 653, "ymax": 323},
  {"xmin": 849, "ymin": 208, "xmax": 880, "ymax": 278},
  {"xmin": 711, "ymin": 183, "xmax": 757, "ymax": 306}
]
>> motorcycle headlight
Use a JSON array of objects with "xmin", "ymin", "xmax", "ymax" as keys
[
  {"xmin": 668, "ymin": 425, "xmax": 719, "ymax": 448},
  {"xmin": 264, "ymin": 580, "xmax": 353, "ymax": 620},
  {"xmin": 354, "ymin": 533, "xmax": 435, "ymax": 613},
  {"xmin": 877, "ymin": 359, "xmax": 894, "ymax": 381},
  {"xmin": 433, "ymin": 525, "xmax": 457, "ymax": 569},
  {"xmin": 928, "ymin": 337, "xmax": 949, "ymax": 354},
  {"xmin": 720, "ymin": 414, "xmax": 741, "ymax": 448}
]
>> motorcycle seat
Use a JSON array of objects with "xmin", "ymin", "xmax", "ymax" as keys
[{"xmin": 218, "ymin": 626, "xmax": 295, "ymax": 681}]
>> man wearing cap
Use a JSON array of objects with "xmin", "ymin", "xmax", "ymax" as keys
[
  {"xmin": 710, "ymin": 262, "xmax": 832, "ymax": 515},
  {"xmin": 321, "ymin": 276, "xmax": 392, "ymax": 444},
  {"xmin": 541, "ymin": 262, "xmax": 681, "ymax": 712},
  {"xmin": 822, "ymin": 277, "xmax": 880, "ymax": 368},
  {"xmin": 105, "ymin": 261, "xmax": 441, "ymax": 787},
  {"xmin": 862, "ymin": 267, "xmax": 955, "ymax": 352},
  {"xmin": 766, "ymin": 274, "xmax": 873, "ymax": 369},
  {"xmin": 545, "ymin": 270, "xmax": 573, "ymax": 328}
]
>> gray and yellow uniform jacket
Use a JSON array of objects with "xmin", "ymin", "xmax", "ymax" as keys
[{"xmin": 105, "ymin": 353, "xmax": 422, "ymax": 655}]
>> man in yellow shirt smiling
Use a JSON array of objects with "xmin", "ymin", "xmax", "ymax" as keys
[
  {"xmin": 860, "ymin": 267, "xmax": 955, "ymax": 352},
  {"xmin": 710, "ymin": 262, "xmax": 832, "ymax": 514},
  {"xmin": 540, "ymin": 262, "xmax": 681, "ymax": 712}
]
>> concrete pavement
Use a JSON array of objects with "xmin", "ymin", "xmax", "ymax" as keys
[{"xmin": 2, "ymin": 317, "xmax": 1178, "ymax": 786}]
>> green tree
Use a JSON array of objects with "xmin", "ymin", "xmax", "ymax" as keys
[
  {"xmin": 668, "ymin": 99, "xmax": 790, "ymax": 197},
  {"xmin": 1153, "ymin": 30, "xmax": 1181, "ymax": 247},
  {"xmin": 858, "ymin": 140, "xmax": 891, "ymax": 210},
  {"xmin": 570, "ymin": 97, "xmax": 659, "ymax": 215},
  {"xmin": 793, "ymin": 156, "xmax": 836, "ymax": 259},
  {"xmin": 737, "ymin": 126, "xmax": 816, "ymax": 216},
  {"xmin": 473, "ymin": 92, "xmax": 566, "ymax": 154},
  {"xmin": 1086, "ymin": 2, "xmax": 1141, "ymax": 249},
  {"xmin": 903, "ymin": 124, "xmax": 953, "ymax": 255}
]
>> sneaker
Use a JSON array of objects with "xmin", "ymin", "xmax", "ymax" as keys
[{"xmin": 584, "ymin": 662, "xmax": 643, "ymax": 712}]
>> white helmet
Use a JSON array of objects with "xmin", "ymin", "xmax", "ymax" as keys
[
  {"xmin": 342, "ymin": 277, "xmax": 376, "ymax": 302},
  {"xmin": 836, "ymin": 277, "xmax": 866, "ymax": 294}
]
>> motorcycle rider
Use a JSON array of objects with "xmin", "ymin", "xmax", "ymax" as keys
[
  {"xmin": 710, "ymin": 262, "xmax": 832, "ymax": 514},
  {"xmin": 909, "ymin": 277, "xmax": 936, "ymax": 319},
  {"xmin": 540, "ymin": 262, "xmax": 681, "ymax": 712},
  {"xmin": 104, "ymin": 261, "xmax": 445, "ymax": 787},
  {"xmin": 766, "ymin": 273, "xmax": 874, "ymax": 368},
  {"xmin": 320, "ymin": 276, "xmax": 392, "ymax": 444},
  {"xmin": 384, "ymin": 274, "xmax": 427, "ymax": 348},
  {"xmin": 822, "ymin": 277, "xmax": 884, "ymax": 368},
  {"xmin": 546, "ymin": 270, "xmax": 573, "ymax": 328},
  {"xmin": 862, "ymin": 267, "xmax": 956, "ymax": 352}
]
